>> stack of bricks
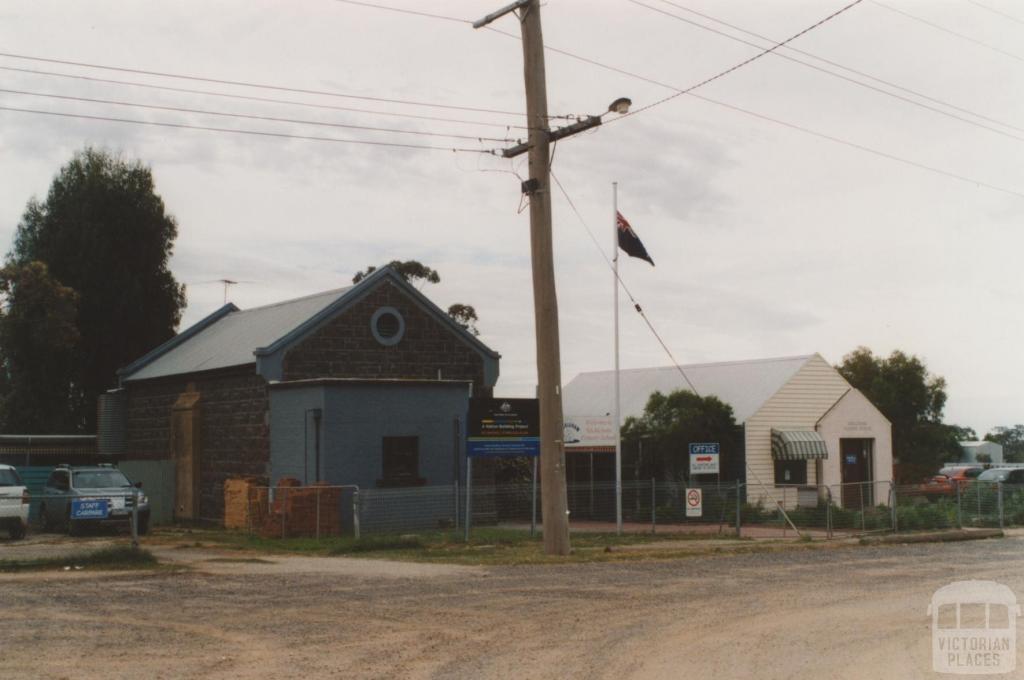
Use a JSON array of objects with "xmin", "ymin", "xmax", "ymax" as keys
[
  {"xmin": 259, "ymin": 478, "xmax": 343, "ymax": 538},
  {"xmin": 223, "ymin": 476, "xmax": 268, "ymax": 530}
]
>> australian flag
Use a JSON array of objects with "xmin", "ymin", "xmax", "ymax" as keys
[{"xmin": 616, "ymin": 211, "xmax": 654, "ymax": 266}]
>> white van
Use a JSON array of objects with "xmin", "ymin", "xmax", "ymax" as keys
[{"xmin": 0, "ymin": 464, "xmax": 29, "ymax": 539}]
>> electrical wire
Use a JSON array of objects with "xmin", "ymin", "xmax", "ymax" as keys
[
  {"xmin": 869, "ymin": 0, "xmax": 1024, "ymax": 63},
  {"xmin": 0, "ymin": 104, "xmax": 497, "ymax": 153},
  {"xmin": 638, "ymin": 0, "xmax": 1024, "ymax": 140},
  {"xmin": 0, "ymin": 87, "xmax": 515, "ymax": 143},
  {"xmin": 965, "ymin": 0, "xmax": 1024, "ymax": 26},
  {"xmin": 0, "ymin": 51, "xmax": 527, "ymax": 117},
  {"xmin": 0, "ymin": 65, "xmax": 529, "ymax": 130},
  {"xmin": 334, "ymin": 0, "xmax": 469, "ymax": 25},
  {"xmin": 613, "ymin": 0, "xmax": 866, "ymax": 121},
  {"xmin": 550, "ymin": 170, "xmax": 700, "ymax": 396}
]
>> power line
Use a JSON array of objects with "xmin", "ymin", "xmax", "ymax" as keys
[
  {"xmin": 0, "ymin": 65, "xmax": 529, "ymax": 130},
  {"xmin": 0, "ymin": 51, "xmax": 527, "ymax": 117},
  {"xmin": 637, "ymin": 0, "xmax": 1024, "ymax": 141},
  {"xmin": 0, "ymin": 87, "xmax": 515, "ymax": 143},
  {"xmin": 965, "ymin": 0, "xmax": 1024, "ymax": 26},
  {"xmin": 489, "ymin": 13, "xmax": 1024, "ymax": 199},
  {"xmin": 869, "ymin": 0, "xmax": 1024, "ymax": 63},
  {"xmin": 334, "ymin": 0, "xmax": 468, "ymax": 25},
  {"xmin": 358, "ymin": 0, "xmax": 1024, "ymax": 199},
  {"xmin": 614, "ymin": 0, "xmax": 866, "ymax": 120},
  {"xmin": 0, "ymin": 104, "xmax": 496, "ymax": 153},
  {"xmin": 550, "ymin": 170, "xmax": 699, "ymax": 395}
]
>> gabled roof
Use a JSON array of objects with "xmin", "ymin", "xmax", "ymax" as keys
[
  {"xmin": 119, "ymin": 266, "xmax": 500, "ymax": 383},
  {"xmin": 562, "ymin": 355, "xmax": 814, "ymax": 424}
]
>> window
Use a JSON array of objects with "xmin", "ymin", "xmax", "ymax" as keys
[
  {"xmin": 0, "ymin": 469, "xmax": 23, "ymax": 486},
  {"xmin": 370, "ymin": 307, "xmax": 405, "ymax": 346},
  {"xmin": 774, "ymin": 459, "xmax": 807, "ymax": 485},
  {"xmin": 380, "ymin": 436, "xmax": 422, "ymax": 487}
]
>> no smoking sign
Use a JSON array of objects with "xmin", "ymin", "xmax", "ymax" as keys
[{"xmin": 685, "ymin": 488, "xmax": 702, "ymax": 518}]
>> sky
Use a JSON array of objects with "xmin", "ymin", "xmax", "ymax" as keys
[{"xmin": 0, "ymin": 0, "xmax": 1022, "ymax": 436}]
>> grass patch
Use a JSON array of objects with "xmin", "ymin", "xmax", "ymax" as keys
[
  {"xmin": 0, "ymin": 546, "xmax": 158, "ymax": 573},
  {"xmin": 148, "ymin": 526, "xmax": 738, "ymax": 565}
]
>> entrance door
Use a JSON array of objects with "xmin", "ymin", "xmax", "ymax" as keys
[{"xmin": 840, "ymin": 439, "xmax": 874, "ymax": 509}]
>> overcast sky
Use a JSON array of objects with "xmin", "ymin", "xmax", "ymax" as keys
[{"xmin": 1, "ymin": 0, "xmax": 1022, "ymax": 435}]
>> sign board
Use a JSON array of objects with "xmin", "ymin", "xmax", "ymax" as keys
[
  {"xmin": 71, "ymin": 498, "xmax": 109, "ymax": 520},
  {"xmin": 467, "ymin": 398, "xmax": 540, "ymax": 458},
  {"xmin": 563, "ymin": 415, "xmax": 616, "ymax": 450},
  {"xmin": 685, "ymin": 488, "xmax": 702, "ymax": 518},
  {"xmin": 689, "ymin": 442, "xmax": 720, "ymax": 475}
]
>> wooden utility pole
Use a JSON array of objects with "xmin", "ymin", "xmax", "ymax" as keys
[
  {"xmin": 518, "ymin": 0, "xmax": 571, "ymax": 556},
  {"xmin": 474, "ymin": 0, "xmax": 571, "ymax": 555}
]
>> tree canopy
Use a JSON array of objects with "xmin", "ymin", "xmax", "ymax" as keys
[
  {"xmin": 837, "ymin": 347, "xmax": 963, "ymax": 477},
  {"xmin": 5, "ymin": 147, "xmax": 186, "ymax": 431},
  {"xmin": 354, "ymin": 259, "xmax": 479, "ymax": 335},
  {"xmin": 985, "ymin": 425, "xmax": 1024, "ymax": 463},
  {"xmin": 621, "ymin": 389, "xmax": 741, "ymax": 482},
  {"xmin": 0, "ymin": 262, "xmax": 80, "ymax": 432}
]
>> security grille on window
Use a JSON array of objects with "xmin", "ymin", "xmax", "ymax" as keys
[
  {"xmin": 380, "ymin": 436, "xmax": 422, "ymax": 487},
  {"xmin": 774, "ymin": 459, "xmax": 807, "ymax": 485}
]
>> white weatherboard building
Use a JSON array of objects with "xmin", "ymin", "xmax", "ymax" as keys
[
  {"xmin": 562, "ymin": 354, "xmax": 893, "ymax": 508},
  {"xmin": 959, "ymin": 440, "xmax": 1004, "ymax": 464}
]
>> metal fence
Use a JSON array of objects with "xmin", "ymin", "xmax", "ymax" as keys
[
  {"xmin": 226, "ymin": 479, "xmax": 1024, "ymax": 540},
  {"xmin": 16, "ymin": 477, "xmax": 1006, "ymax": 544}
]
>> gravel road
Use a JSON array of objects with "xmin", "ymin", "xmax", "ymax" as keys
[{"xmin": 2, "ymin": 534, "xmax": 1022, "ymax": 679}]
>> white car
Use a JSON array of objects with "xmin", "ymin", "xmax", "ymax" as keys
[{"xmin": 0, "ymin": 464, "xmax": 29, "ymax": 539}]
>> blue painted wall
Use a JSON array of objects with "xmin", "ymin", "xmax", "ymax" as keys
[{"xmin": 270, "ymin": 382, "xmax": 469, "ymax": 532}]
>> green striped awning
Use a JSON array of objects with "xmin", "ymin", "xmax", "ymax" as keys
[{"xmin": 771, "ymin": 429, "xmax": 829, "ymax": 460}]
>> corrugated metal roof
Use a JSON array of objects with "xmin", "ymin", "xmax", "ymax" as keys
[
  {"xmin": 125, "ymin": 287, "xmax": 351, "ymax": 381},
  {"xmin": 562, "ymin": 355, "xmax": 813, "ymax": 424}
]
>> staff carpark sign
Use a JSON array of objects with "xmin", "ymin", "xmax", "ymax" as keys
[
  {"xmin": 689, "ymin": 442, "xmax": 720, "ymax": 475},
  {"xmin": 71, "ymin": 498, "xmax": 110, "ymax": 520}
]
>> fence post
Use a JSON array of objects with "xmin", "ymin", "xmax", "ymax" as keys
[
  {"xmin": 531, "ymin": 457, "xmax": 538, "ymax": 538},
  {"xmin": 315, "ymin": 486, "xmax": 321, "ymax": 541},
  {"xmin": 464, "ymin": 457, "xmax": 472, "ymax": 542},
  {"xmin": 651, "ymin": 478, "xmax": 656, "ymax": 534},
  {"xmin": 998, "ymin": 482, "xmax": 1004, "ymax": 530},
  {"xmin": 735, "ymin": 480, "xmax": 741, "ymax": 538},
  {"xmin": 891, "ymin": 482, "xmax": 898, "ymax": 534},
  {"xmin": 827, "ymin": 491, "xmax": 833, "ymax": 540},
  {"xmin": 956, "ymin": 482, "xmax": 963, "ymax": 529},
  {"xmin": 454, "ymin": 479, "xmax": 460, "ymax": 531},
  {"xmin": 282, "ymin": 486, "xmax": 287, "ymax": 540},
  {"xmin": 352, "ymin": 489, "xmax": 361, "ymax": 540},
  {"xmin": 130, "ymin": 489, "xmax": 139, "ymax": 551},
  {"xmin": 860, "ymin": 482, "xmax": 866, "ymax": 533}
]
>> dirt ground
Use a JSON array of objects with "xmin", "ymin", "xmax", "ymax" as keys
[{"xmin": 2, "ymin": 532, "xmax": 1022, "ymax": 679}]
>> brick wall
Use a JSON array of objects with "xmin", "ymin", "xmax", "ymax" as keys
[
  {"xmin": 125, "ymin": 368, "xmax": 269, "ymax": 520},
  {"xmin": 282, "ymin": 280, "xmax": 490, "ymax": 395}
]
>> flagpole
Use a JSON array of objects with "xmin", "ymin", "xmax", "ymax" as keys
[{"xmin": 613, "ymin": 181, "xmax": 622, "ymax": 535}]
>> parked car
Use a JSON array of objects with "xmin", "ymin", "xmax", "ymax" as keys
[
  {"xmin": 40, "ymin": 464, "xmax": 149, "ymax": 535},
  {"xmin": 0, "ymin": 464, "xmax": 29, "ymax": 539},
  {"xmin": 977, "ymin": 468, "xmax": 1024, "ymax": 486},
  {"xmin": 919, "ymin": 466, "xmax": 984, "ymax": 500}
]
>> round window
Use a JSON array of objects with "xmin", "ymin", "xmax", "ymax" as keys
[{"xmin": 371, "ymin": 307, "xmax": 405, "ymax": 346}]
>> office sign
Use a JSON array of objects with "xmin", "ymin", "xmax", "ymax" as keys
[
  {"xmin": 563, "ymin": 415, "xmax": 615, "ymax": 450},
  {"xmin": 467, "ymin": 398, "xmax": 540, "ymax": 457},
  {"xmin": 689, "ymin": 442, "xmax": 720, "ymax": 475},
  {"xmin": 685, "ymin": 488, "xmax": 702, "ymax": 518},
  {"xmin": 71, "ymin": 498, "xmax": 110, "ymax": 520}
]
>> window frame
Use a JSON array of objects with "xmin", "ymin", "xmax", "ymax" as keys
[
  {"xmin": 378, "ymin": 435, "xmax": 424, "ymax": 488},
  {"xmin": 773, "ymin": 459, "xmax": 808, "ymax": 486}
]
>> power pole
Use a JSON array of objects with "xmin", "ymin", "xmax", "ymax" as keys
[{"xmin": 474, "ymin": 0, "xmax": 571, "ymax": 555}]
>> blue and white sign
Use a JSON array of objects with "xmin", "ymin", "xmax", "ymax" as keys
[
  {"xmin": 689, "ymin": 442, "xmax": 720, "ymax": 475},
  {"xmin": 70, "ymin": 498, "xmax": 109, "ymax": 520},
  {"xmin": 467, "ymin": 398, "xmax": 540, "ymax": 458}
]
